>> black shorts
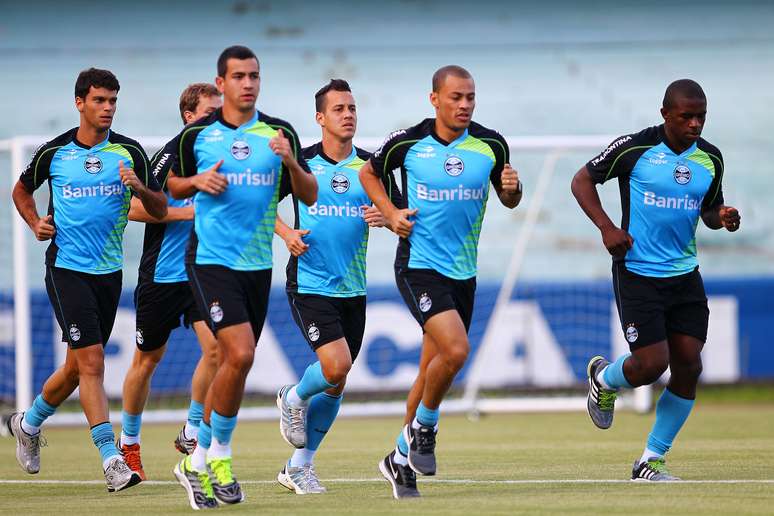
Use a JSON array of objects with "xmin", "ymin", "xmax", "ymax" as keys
[
  {"xmin": 395, "ymin": 267, "xmax": 476, "ymax": 332},
  {"xmin": 44, "ymin": 266, "xmax": 122, "ymax": 349},
  {"xmin": 187, "ymin": 264, "xmax": 271, "ymax": 342},
  {"xmin": 134, "ymin": 277, "xmax": 202, "ymax": 351},
  {"xmin": 287, "ymin": 292, "xmax": 366, "ymax": 360},
  {"xmin": 613, "ymin": 262, "xmax": 709, "ymax": 349}
]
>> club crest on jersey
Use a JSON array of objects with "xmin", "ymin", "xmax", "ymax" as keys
[
  {"xmin": 674, "ymin": 164, "xmax": 691, "ymax": 185},
  {"xmin": 626, "ymin": 324, "xmax": 639, "ymax": 343},
  {"xmin": 307, "ymin": 323, "xmax": 320, "ymax": 342},
  {"xmin": 230, "ymin": 138, "xmax": 251, "ymax": 160},
  {"xmin": 135, "ymin": 329, "xmax": 144, "ymax": 346},
  {"xmin": 331, "ymin": 174, "xmax": 350, "ymax": 194},
  {"xmin": 419, "ymin": 292, "xmax": 432, "ymax": 313},
  {"xmin": 84, "ymin": 154, "xmax": 103, "ymax": 174},
  {"xmin": 209, "ymin": 302, "xmax": 224, "ymax": 323},
  {"xmin": 69, "ymin": 324, "xmax": 81, "ymax": 342},
  {"xmin": 444, "ymin": 156, "xmax": 464, "ymax": 177}
]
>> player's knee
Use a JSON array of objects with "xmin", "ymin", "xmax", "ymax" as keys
[
  {"xmin": 202, "ymin": 345, "xmax": 220, "ymax": 369},
  {"xmin": 673, "ymin": 357, "xmax": 703, "ymax": 383},
  {"xmin": 225, "ymin": 346, "xmax": 255, "ymax": 372},
  {"xmin": 444, "ymin": 345, "xmax": 469, "ymax": 372},
  {"xmin": 63, "ymin": 363, "xmax": 80, "ymax": 383},
  {"xmin": 322, "ymin": 359, "xmax": 351, "ymax": 385}
]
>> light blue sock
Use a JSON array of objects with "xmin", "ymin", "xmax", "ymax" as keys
[
  {"xmin": 646, "ymin": 388, "xmax": 695, "ymax": 456},
  {"xmin": 396, "ymin": 430, "xmax": 408, "ymax": 455},
  {"xmin": 295, "ymin": 361, "xmax": 336, "ymax": 401},
  {"xmin": 415, "ymin": 401, "xmax": 440, "ymax": 427},
  {"xmin": 121, "ymin": 411, "xmax": 142, "ymax": 437},
  {"xmin": 23, "ymin": 394, "xmax": 57, "ymax": 428},
  {"xmin": 90, "ymin": 422, "xmax": 119, "ymax": 464},
  {"xmin": 210, "ymin": 411, "xmax": 237, "ymax": 445},
  {"xmin": 187, "ymin": 400, "xmax": 204, "ymax": 427},
  {"xmin": 603, "ymin": 353, "xmax": 633, "ymax": 389},
  {"xmin": 198, "ymin": 421, "xmax": 212, "ymax": 449},
  {"xmin": 306, "ymin": 392, "xmax": 342, "ymax": 452}
]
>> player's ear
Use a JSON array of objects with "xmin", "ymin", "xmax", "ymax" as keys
[
  {"xmin": 429, "ymin": 91, "xmax": 440, "ymax": 109},
  {"xmin": 315, "ymin": 111, "xmax": 324, "ymax": 127},
  {"xmin": 215, "ymin": 76, "xmax": 225, "ymax": 94},
  {"xmin": 660, "ymin": 106, "xmax": 668, "ymax": 121},
  {"xmin": 75, "ymin": 96, "xmax": 85, "ymax": 113}
]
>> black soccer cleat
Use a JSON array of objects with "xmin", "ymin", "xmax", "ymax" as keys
[
  {"xmin": 378, "ymin": 450, "xmax": 420, "ymax": 499},
  {"xmin": 404, "ymin": 423, "xmax": 437, "ymax": 476}
]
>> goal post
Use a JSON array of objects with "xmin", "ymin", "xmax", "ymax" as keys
[{"xmin": 2, "ymin": 134, "xmax": 652, "ymax": 424}]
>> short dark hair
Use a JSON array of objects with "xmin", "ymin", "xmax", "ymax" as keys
[
  {"xmin": 663, "ymin": 79, "xmax": 706, "ymax": 109},
  {"xmin": 74, "ymin": 68, "xmax": 120, "ymax": 99},
  {"xmin": 314, "ymin": 79, "xmax": 352, "ymax": 112},
  {"xmin": 432, "ymin": 65, "xmax": 472, "ymax": 92},
  {"xmin": 217, "ymin": 45, "xmax": 259, "ymax": 77},
  {"xmin": 179, "ymin": 83, "xmax": 221, "ymax": 123}
]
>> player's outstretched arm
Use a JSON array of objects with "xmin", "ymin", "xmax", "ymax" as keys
[
  {"xmin": 12, "ymin": 180, "xmax": 55, "ymax": 241},
  {"xmin": 275, "ymin": 214, "xmax": 310, "ymax": 257},
  {"xmin": 701, "ymin": 205, "xmax": 741, "ymax": 232},
  {"xmin": 494, "ymin": 163, "xmax": 523, "ymax": 209},
  {"xmin": 270, "ymin": 129, "xmax": 317, "ymax": 206},
  {"xmin": 128, "ymin": 196, "xmax": 193, "ymax": 223},
  {"xmin": 571, "ymin": 166, "xmax": 633, "ymax": 257},
  {"xmin": 359, "ymin": 160, "xmax": 416, "ymax": 238}
]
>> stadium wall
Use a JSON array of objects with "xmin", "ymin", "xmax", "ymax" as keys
[{"xmin": 0, "ymin": 277, "xmax": 771, "ymax": 403}]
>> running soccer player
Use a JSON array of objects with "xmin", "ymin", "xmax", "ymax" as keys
[
  {"xmin": 8, "ymin": 68, "xmax": 166, "ymax": 492},
  {"xmin": 117, "ymin": 83, "xmax": 223, "ymax": 481},
  {"xmin": 359, "ymin": 65, "xmax": 523, "ymax": 498},
  {"xmin": 168, "ymin": 46, "xmax": 317, "ymax": 509},
  {"xmin": 571, "ymin": 79, "xmax": 740, "ymax": 481},
  {"xmin": 274, "ymin": 79, "xmax": 397, "ymax": 494}
]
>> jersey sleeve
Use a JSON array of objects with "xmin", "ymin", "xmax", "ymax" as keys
[
  {"xmin": 702, "ymin": 148, "xmax": 725, "ymax": 210},
  {"xmin": 149, "ymin": 138, "xmax": 178, "ymax": 191},
  {"xmin": 586, "ymin": 134, "xmax": 638, "ymax": 184},
  {"xmin": 484, "ymin": 131, "xmax": 510, "ymax": 190},
  {"xmin": 126, "ymin": 142, "xmax": 160, "ymax": 193},
  {"xmin": 370, "ymin": 129, "xmax": 412, "ymax": 179},
  {"xmin": 19, "ymin": 142, "xmax": 56, "ymax": 193},
  {"xmin": 172, "ymin": 125, "xmax": 200, "ymax": 179}
]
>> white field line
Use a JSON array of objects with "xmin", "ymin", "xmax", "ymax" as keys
[{"xmin": 0, "ymin": 478, "xmax": 772, "ymax": 485}]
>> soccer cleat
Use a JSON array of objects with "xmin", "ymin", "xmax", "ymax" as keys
[
  {"xmin": 7, "ymin": 412, "xmax": 46, "ymax": 474},
  {"xmin": 404, "ymin": 423, "xmax": 437, "ymax": 476},
  {"xmin": 631, "ymin": 457, "xmax": 681, "ymax": 482},
  {"xmin": 104, "ymin": 456, "xmax": 142, "ymax": 492},
  {"xmin": 276, "ymin": 385, "xmax": 307, "ymax": 448},
  {"xmin": 173, "ymin": 456, "xmax": 218, "ymax": 510},
  {"xmin": 174, "ymin": 425, "xmax": 197, "ymax": 455},
  {"xmin": 118, "ymin": 441, "xmax": 146, "ymax": 481},
  {"xmin": 586, "ymin": 355, "xmax": 618, "ymax": 429},
  {"xmin": 207, "ymin": 457, "xmax": 245, "ymax": 505},
  {"xmin": 378, "ymin": 450, "xmax": 420, "ymax": 499},
  {"xmin": 277, "ymin": 462, "xmax": 327, "ymax": 494}
]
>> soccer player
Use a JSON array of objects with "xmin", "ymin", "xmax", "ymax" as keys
[
  {"xmin": 359, "ymin": 65, "xmax": 523, "ymax": 498},
  {"xmin": 571, "ymin": 79, "xmax": 741, "ymax": 481},
  {"xmin": 117, "ymin": 83, "xmax": 223, "ymax": 481},
  {"xmin": 274, "ymin": 79, "xmax": 396, "ymax": 494},
  {"xmin": 8, "ymin": 68, "xmax": 166, "ymax": 492},
  {"xmin": 168, "ymin": 46, "xmax": 317, "ymax": 509}
]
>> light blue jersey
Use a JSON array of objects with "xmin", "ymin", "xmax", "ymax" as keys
[{"xmin": 20, "ymin": 128, "xmax": 157, "ymax": 274}]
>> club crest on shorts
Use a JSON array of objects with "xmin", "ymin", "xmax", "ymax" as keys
[
  {"xmin": 209, "ymin": 302, "xmax": 224, "ymax": 323},
  {"xmin": 83, "ymin": 154, "xmax": 103, "ymax": 174},
  {"xmin": 673, "ymin": 164, "xmax": 691, "ymax": 185},
  {"xmin": 135, "ymin": 329, "xmax": 144, "ymax": 346},
  {"xmin": 444, "ymin": 155, "xmax": 464, "ymax": 177},
  {"xmin": 418, "ymin": 292, "xmax": 432, "ymax": 313},
  {"xmin": 331, "ymin": 174, "xmax": 350, "ymax": 194},
  {"xmin": 230, "ymin": 138, "xmax": 251, "ymax": 160},
  {"xmin": 307, "ymin": 323, "xmax": 320, "ymax": 342},
  {"xmin": 69, "ymin": 324, "xmax": 81, "ymax": 342},
  {"xmin": 625, "ymin": 323, "xmax": 639, "ymax": 343}
]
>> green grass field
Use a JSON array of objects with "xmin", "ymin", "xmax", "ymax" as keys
[{"xmin": 1, "ymin": 402, "xmax": 773, "ymax": 515}]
